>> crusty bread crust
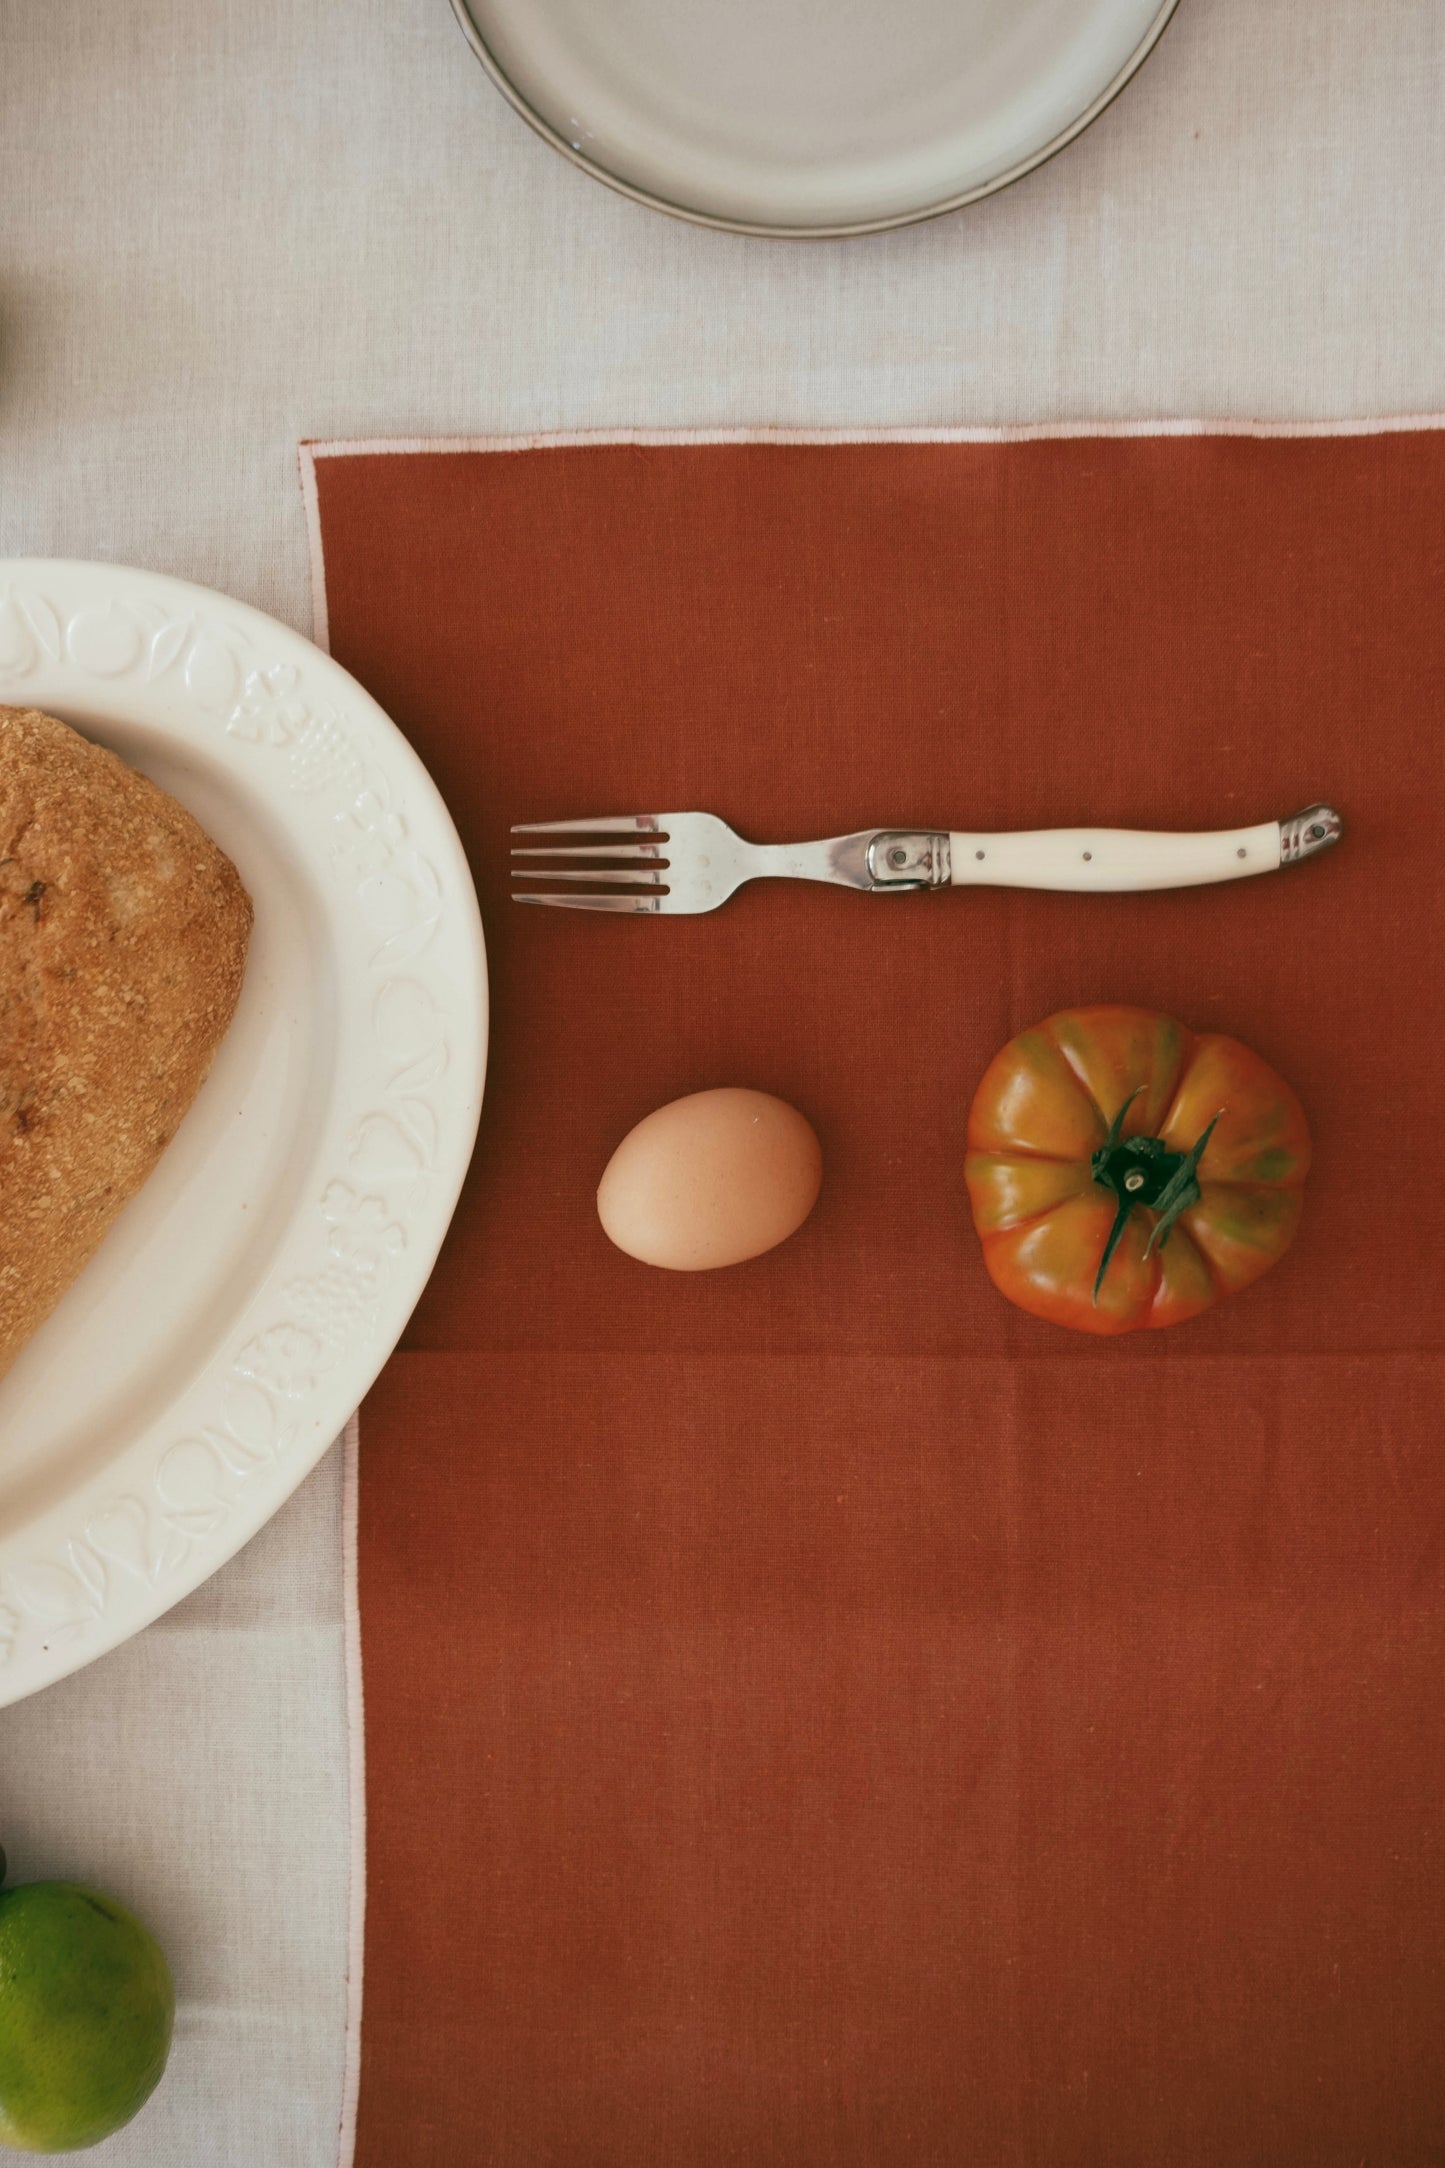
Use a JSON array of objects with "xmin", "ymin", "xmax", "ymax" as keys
[{"xmin": 0, "ymin": 705, "xmax": 253, "ymax": 1382}]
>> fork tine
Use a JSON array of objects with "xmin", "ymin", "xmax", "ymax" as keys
[
  {"xmin": 511, "ymin": 866, "xmax": 664, "ymax": 886},
  {"xmin": 510, "ymin": 842, "xmax": 663, "ymax": 861},
  {"xmin": 510, "ymin": 816, "xmax": 661, "ymax": 835},
  {"xmin": 513, "ymin": 891, "xmax": 662, "ymax": 913}
]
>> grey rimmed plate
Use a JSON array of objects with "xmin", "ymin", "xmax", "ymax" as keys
[{"xmin": 450, "ymin": 0, "xmax": 1180, "ymax": 237}]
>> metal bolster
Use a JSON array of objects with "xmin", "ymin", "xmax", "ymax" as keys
[
  {"xmin": 1279, "ymin": 804, "xmax": 1344, "ymax": 866},
  {"xmin": 865, "ymin": 830, "xmax": 953, "ymax": 891}
]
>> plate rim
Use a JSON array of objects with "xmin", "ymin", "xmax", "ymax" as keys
[
  {"xmin": 0, "ymin": 558, "xmax": 487, "ymax": 1706},
  {"xmin": 449, "ymin": 0, "xmax": 1182, "ymax": 238}
]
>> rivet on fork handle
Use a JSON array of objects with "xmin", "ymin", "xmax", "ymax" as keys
[{"xmin": 866, "ymin": 831, "xmax": 953, "ymax": 891}]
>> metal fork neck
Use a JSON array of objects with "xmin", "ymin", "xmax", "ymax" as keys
[
  {"xmin": 750, "ymin": 829, "xmax": 951, "ymax": 893},
  {"xmin": 865, "ymin": 830, "xmax": 952, "ymax": 891}
]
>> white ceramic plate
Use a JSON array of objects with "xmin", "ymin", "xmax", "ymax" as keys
[
  {"xmin": 451, "ymin": 0, "xmax": 1179, "ymax": 236},
  {"xmin": 0, "ymin": 561, "xmax": 486, "ymax": 1706}
]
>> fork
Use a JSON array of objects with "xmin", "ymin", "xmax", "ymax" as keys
[{"xmin": 511, "ymin": 804, "xmax": 1342, "ymax": 915}]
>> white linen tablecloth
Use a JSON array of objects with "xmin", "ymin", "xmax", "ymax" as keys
[{"xmin": 1, "ymin": 1, "xmax": 1442, "ymax": 2160}]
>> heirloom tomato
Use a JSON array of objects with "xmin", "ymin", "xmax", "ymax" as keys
[{"xmin": 965, "ymin": 1006, "xmax": 1309, "ymax": 1336}]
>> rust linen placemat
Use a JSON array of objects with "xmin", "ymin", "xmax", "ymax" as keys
[{"xmin": 309, "ymin": 428, "xmax": 1445, "ymax": 2167}]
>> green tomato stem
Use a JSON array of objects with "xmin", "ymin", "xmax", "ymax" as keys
[{"xmin": 1090, "ymin": 1102, "xmax": 1226, "ymax": 1303}]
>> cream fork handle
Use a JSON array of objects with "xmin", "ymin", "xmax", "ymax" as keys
[{"xmin": 945, "ymin": 805, "xmax": 1340, "ymax": 892}]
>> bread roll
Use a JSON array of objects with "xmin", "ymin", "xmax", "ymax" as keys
[{"xmin": 0, "ymin": 705, "xmax": 253, "ymax": 1382}]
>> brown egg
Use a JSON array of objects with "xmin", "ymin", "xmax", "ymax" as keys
[{"xmin": 597, "ymin": 1087, "xmax": 823, "ymax": 1271}]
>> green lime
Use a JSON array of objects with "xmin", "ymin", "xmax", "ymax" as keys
[{"xmin": 0, "ymin": 1881, "xmax": 174, "ymax": 2153}]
